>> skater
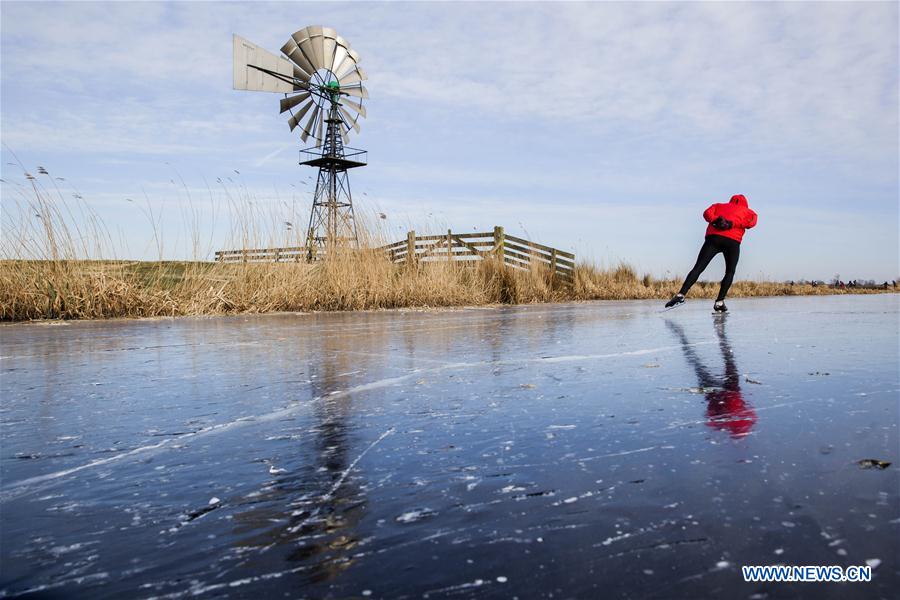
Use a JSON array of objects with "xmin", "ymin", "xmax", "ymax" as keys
[{"xmin": 665, "ymin": 194, "xmax": 757, "ymax": 312}]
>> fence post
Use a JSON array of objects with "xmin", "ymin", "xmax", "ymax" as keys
[
  {"xmin": 407, "ymin": 230, "xmax": 416, "ymax": 266},
  {"xmin": 307, "ymin": 233, "xmax": 317, "ymax": 263},
  {"xmin": 494, "ymin": 226, "xmax": 505, "ymax": 263},
  {"xmin": 447, "ymin": 229, "xmax": 452, "ymax": 262},
  {"xmin": 550, "ymin": 248, "xmax": 557, "ymax": 279}
]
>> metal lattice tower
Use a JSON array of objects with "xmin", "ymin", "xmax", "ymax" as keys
[
  {"xmin": 232, "ymin": 26, "xmax": 369, "ymax": 260},
  {"xmin": 301, "ymin": 100, "xmax": 366, "ymax": 260}
]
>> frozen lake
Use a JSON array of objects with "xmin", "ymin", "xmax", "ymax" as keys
[{"xmin": 1, "ymin": 295, "xmax": 897, "ymax": 598}]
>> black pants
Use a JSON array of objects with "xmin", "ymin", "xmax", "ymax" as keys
[{"xmin": 679, "ymin": 235, "xmax": 741, "ymax": 301}]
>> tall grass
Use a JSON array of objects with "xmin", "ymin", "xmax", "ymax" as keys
[{"xmin": 0, "ymin": 168, "xmax": 893, "ymax": 321}]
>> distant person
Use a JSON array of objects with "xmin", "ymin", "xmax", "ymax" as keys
[{"xmin": 665, "ymin": 194, "xmax": 758, "ymax": 312}]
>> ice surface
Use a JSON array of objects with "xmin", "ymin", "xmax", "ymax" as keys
[{"xmin": 1, "ymin": 295, "xmax": 897, "ymax": 598}]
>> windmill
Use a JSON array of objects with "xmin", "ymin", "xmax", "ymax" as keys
[{"xmin": 232, "ymin": 26, "xmax": 369, "ymax": 259}]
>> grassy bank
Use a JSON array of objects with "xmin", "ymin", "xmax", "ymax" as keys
[{"xmin": 1, "ymin": 256, "xmax": 892, "ymax": 321}]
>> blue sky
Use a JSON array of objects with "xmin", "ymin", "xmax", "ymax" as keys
[{"xmin": 2, "ymin": 1, "xmax": 897, "ymax": 281}]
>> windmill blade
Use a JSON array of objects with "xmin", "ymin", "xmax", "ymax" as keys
[
  {"xmin": 233, "ymin": 34, "xmax": 295, "ymax": 93},
  {"xmin": 341, "ymin": 85, "xmax": 369, "ymax": 99},
  {"xmin": 288, "ymin": 29, "xmax": 317, "ymax": 70},
  {"xmin": 341, "ymin": 118, "xmax": 355, "ymax": 145},
  {"xmin": 291, "ymin": 66, "xmax": 309, "ymax": 85},
  {"xmin": 280, "ymin": 92, "xmax": 310, "ymax": 114},
  {"xmin": 338, "ymin": 106, "xmax": 361, "ymax": 133},
  {"xmin": 302, "ymin": 105, "xmax": 321, "ymax": 140},
  {"xmin": 332, "ymin": 58, "xmax": 353, "ymax": 80},
  {"xmin": 305, "ymin": 25, "xmax": 326, "ymax": 70},
  {"xmin": 297, "ymin": 36, "xmax": 322, "ymax": 73},
  {"xmin": 287, "ymin": 100, "xmax": 315, "ymax": 131},
  {"xmin": 299, "ymin": 108, "xmax": 314, "ymax": 142},
  {"xmin": 339, "ymin": 97, "xmax": 366, "ymax": 118},
  {"xmin": 335, "ymin": 111, "xmax": 353, "ymax": 133},
  {"xmin": 334, "ymin": 47, "xmax": 361, "ymax": 79},
  {"xmin": 299, "ymin": 104, "xmax": 319, "ymax": 141},
  {"xmin": 339, "ymin": 68, "xmax": 366, "ymax": 86},
  {"xmin": 290, "ymin": 26, "xmax": 311, "ymax": 49},
  {"xmin": 280, "ymin": 38, "xmax": 314, "ymax": 78},
  {"xmin": 331, "ymin": 36, "xmax": 351, "ymax": 74},
  {"xmin": 293, "ymin": 28, "xmax": 324, "ymax": 76},
  {"xmin": 322, "ymin": 27, "xmax": 338, "ymax": 74},
  {"xmin": 316, "ymin": 116, "xmax": 324, "ymax": 147},
  {"xmin": 290, "ymin": 26, "xmax": 310, "ymax": 41}
]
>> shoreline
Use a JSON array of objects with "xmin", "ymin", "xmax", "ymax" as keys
[{"xmin": 2, "ymin": 290, "xmax": 895, "ymax": 325}]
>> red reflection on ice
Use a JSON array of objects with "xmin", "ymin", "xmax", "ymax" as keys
[{"xmin": 705, "ymin": 390, "xmax": 757, "ymax": 438}]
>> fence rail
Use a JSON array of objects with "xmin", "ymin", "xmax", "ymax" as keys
[
  {"xmin": 215, "ymin": 246, "xmax": 309, "ymax": 263},
  {"xmin": 215, "ymin": 226, "xmax": 575, "ymax": 283}
]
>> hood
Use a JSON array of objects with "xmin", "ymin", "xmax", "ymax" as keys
[{"xmin": 730, "ymin": 194, "xmax": 748, "ymax": 207}]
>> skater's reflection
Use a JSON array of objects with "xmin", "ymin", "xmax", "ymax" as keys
[{"xmin": 666, "ymin": 315, "xmax": 756, "ymax": 438}]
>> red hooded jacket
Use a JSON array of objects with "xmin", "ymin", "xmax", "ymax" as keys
[{"xmin": 703, "ymin": 194, "xmax": 757, "ymax": 243}]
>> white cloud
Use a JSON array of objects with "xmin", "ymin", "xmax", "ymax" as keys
[{"xmin": 367, "ymin": 2, "xmax": 897, "ymax": 161}]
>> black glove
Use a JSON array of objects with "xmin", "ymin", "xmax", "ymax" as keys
[{"xmin": 712, "ymin": 216, "xmax": 733, "ymax": 231}]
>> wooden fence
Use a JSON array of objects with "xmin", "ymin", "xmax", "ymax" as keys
[
  {"xmin": 379, "ymin": 226, "xmax": 574, "ymax": 282},
  {"xmin": 215, "ymin": 246, "xmax": 308, "ymax": 263},
  {"xmin": 215, "ymin": 226, "xmax": 575, "ymax": 283}
]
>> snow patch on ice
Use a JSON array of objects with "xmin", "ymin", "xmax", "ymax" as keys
[{"xmin": 395, "ymin": 508, "xmax": 437, "ymax": 524}]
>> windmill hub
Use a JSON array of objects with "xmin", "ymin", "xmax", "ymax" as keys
[
  {"xmin": 232, "ymin": 26, "xmax": 369, "ymax": 260},
  {"xmin": 326, "ymin": 80, "xmax": 341, "ymax": 101}
]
